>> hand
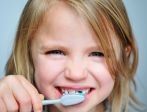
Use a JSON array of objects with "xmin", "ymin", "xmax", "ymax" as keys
[{"xmin": 0, "ymin": 75, "xmax": 43, "ymax": 112}]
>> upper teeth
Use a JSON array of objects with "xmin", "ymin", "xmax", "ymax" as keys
[{"xmin": 61, "ymin": 89, "xmax": 90, "ymax": 95}]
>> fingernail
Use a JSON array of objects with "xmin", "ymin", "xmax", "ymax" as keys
[{"xmin": 39, "ymin": 94, "xmax": 44, "ymax": 100}]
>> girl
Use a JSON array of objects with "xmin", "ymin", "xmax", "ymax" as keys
[{"xmin": 0, "ymin": 0, "xmax": 139, "ymax": 112}]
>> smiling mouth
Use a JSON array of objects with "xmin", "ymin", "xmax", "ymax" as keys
[{"xmin": 56, "ymin": 87, "xmax": 94, "ymax": 96}]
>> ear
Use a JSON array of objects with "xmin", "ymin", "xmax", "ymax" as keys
[{"xmin": 125, "ymin": 46, "xmax": 131, "ymax": 57}]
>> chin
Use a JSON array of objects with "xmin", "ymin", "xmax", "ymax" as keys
[{"xmin": 52, "ymin": 104, "xmax": 97, "ymax": 112}]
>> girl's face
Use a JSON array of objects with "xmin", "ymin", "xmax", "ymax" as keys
[{"xmin": 31, "ymin": 2, "xmax": 114, "ymax": 112}]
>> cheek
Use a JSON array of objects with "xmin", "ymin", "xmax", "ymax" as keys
[
  {"xmin": 34, "ymin": 57, "xmax": 65, "ymax": 90},
  {"xmin": 88, "ymin": 62, "xmax": 114, "ymax": 89}
]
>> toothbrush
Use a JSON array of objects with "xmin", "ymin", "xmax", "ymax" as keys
[{"xmin": 42, "ymin": 94, "xmax": 85, "ymax": 106}]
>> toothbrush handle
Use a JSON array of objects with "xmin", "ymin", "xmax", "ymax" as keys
[{"xmin": 42, "ymin": 99, "xmax": 60, "ymax": 105}]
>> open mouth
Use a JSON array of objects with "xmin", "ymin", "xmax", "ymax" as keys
[{"xmin": 56, "ymin": 87, "xmax": 94, "ymax": 97}]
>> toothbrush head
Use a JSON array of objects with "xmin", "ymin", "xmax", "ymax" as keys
[{"xmin": 60, "ymin": 94, "xmax": 85, "ymax": 106}]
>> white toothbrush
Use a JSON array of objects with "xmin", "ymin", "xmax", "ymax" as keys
[{"xmin": 42, "ymin": 94, "xmax": 85, "ymax": 106}]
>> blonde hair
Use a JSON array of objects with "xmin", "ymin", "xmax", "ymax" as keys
[{"xmin": 5, "ymin": 0, "xmax": 139, "ymax": 112}]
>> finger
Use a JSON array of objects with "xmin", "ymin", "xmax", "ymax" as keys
[
  {"xmin": 39, "ymin": 94, "xmax": 44, "ymax": 100},
  {"xmin": 0, "ymin": 77, "xmax": 18, "ymax": 112},
  {"xmin": 6, "ymin": 76, "xmax": 32, "ymax": 112},
  {"xmin": 2, "ymin": 85, "xmax": 18, "ymax": 112},
  {"xmin": 17, "ymin": 75, "xmax": 42, "ymax": 112},
  {"xmin": 0, "ymin": 98, "xmax": 7, "ymax": 112}
]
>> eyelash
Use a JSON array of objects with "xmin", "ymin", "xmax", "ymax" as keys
[
  {"xmin": 89, "ymin": 52, "xmax": 104, "ymax": 57},
  {"xmin": 45, "ymin": 50, "xmax": 65, "ymax": 55}
]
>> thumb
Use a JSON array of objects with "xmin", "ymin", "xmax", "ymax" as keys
[{"xmin": 39, "ymin": 94, "xmax": 44, "ymax": 100}]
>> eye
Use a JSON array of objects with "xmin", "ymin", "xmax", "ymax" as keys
[
  {"xmin": 89, "ymin": 51, "xmax": 104, "ymax": 57},
  {"xmin": 45, "ymin": 50, "xmax": 65, "ymax": 55}
]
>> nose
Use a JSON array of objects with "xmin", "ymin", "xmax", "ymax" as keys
[{"xmin": 64, "ymin": 59, "xmax": 88, "ymax": 81}]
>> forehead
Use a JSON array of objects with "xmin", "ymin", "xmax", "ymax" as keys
[
  {"xmin": 38, "ymin": 1, "xmax": 92, "ymax": 34},
  {"xmin": 34, "ymin": 1, "xmax": 100, "ymax": 44}
]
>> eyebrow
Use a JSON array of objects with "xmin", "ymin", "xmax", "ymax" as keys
[
  {"xmin": 85, "ymin": 45, "xmax": 103, "ymax": 53},
  {"xmin": 40, "ymin": 43, "xmax": 68, "ymax": 51}
]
